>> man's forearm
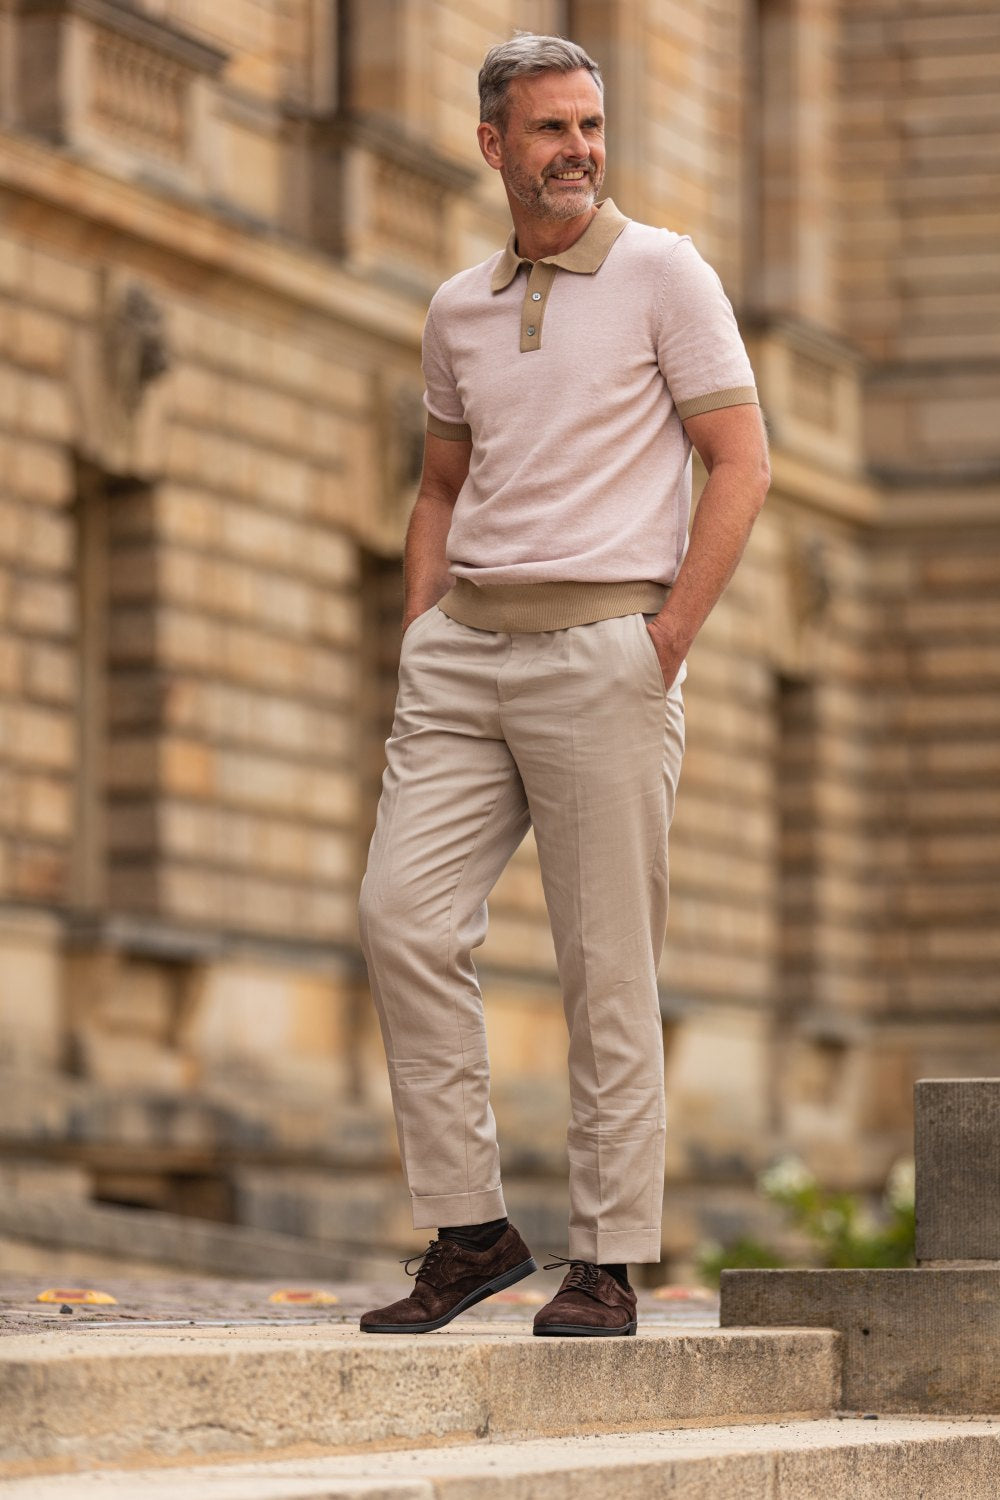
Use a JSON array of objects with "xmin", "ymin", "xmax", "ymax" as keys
[
  {"xmin": 648, "ymin": 459, "xmax": 769, "ymax": 680},
  {"xmin": 403, "ymin": 488, "xmax": 455, "ymax": 629}
]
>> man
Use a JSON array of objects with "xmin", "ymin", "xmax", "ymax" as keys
[{"xmin": 358, "ymin": 33, "xmax": 769, "ymax": 1338}]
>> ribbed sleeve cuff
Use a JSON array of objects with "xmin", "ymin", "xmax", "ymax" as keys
[
  {"xmin": 426, "ymin": 413, "xmax": 472, "ymax": 442},
  {"xmin": 675, "ymin": 386, "xmax": 759, "ymax": 420}
]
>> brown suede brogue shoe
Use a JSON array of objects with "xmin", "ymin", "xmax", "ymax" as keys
[
  {"xmin": 359, "ymin": 1222, "xmax": 537, "ymax": 1333},
  {"xmin": 532, "ymin": 1257, "xmax": 637, "ymax": 1337}
]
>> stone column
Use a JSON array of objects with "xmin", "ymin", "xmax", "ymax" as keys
[{"xmin": 753, "ymin": 0, "xmax": 837, "ymax": 327}]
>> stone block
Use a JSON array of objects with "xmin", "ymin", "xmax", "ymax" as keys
[
  {"xmin": 25, "ymin": 246, "xmax": 98, "ymax": 318},
  {"xmin": 0, "ymin": 1157, "xmax": 89, "ymax": 1200},
  {"xmin": 19, "ymin": 504, "xmax": 73, "ymax": 572},
  {"xmin": 0, "ymin": 500, "xmax": 21, "ymax": 567},
  {"xmin": 154, "ymin": 484, "xmax": 220, "ymax": 547},
  {"xmin": 0, "ymin": 908, "xmax": 62, "ymax": 1068},
  {"xmin": 168, "ymin": 360, "xmax": 221, "ymax": 420},
  {"xmin": 231, "ymin": 1166, "xmax": 414, "ymax": 1247},
  {"xmin": 296, "ymin": 884, "xmax": 356, "ymax": 943},
  {"xmin": 0, "ymin": 767, "xmax": 18, "ymax": 830},
  {"xmin": 184, "ymin": 962, "xmax": 354, "ymax": 1094},
  {"xmin": 721, "ymin": 1266, "xmax": 1000, "ymax": 1414},
  {"xmin": 0, "ymin": 234, "xmax": 26, "ymax": 293},
  {"xmin": 150, "ymin": 608, "xmax": 213, "ymax": 671},
  {"xmin": 9, "ymin": 574, "xmax": 75, "ymax": 637},
  {"xmin": 915, "ymin": 1079, "xmax": 1000, "ymax": 1262},
  {"xmin": 18, "ymin": 372, "xmax": 73, "ymax": 443},
  {"xmin": 9, "ymin": 841, "xmax": 68, "ymax": 903},
  {"xmin": 105, "ymin": 734, "xmax": 158, "ymax": 792},
  {"xmin": 20, "ymin": 775, "xmax": 72, "ymax": 839},
  {"xmin": 72, "ymin": 1029, "xmax": 196, "ymax": 1092},
  {"xmin": 0, "ymin": 1197, "xmax": 375, "ymax": 1289},
  {"xmin": 665, "ymin": 944, "xmax": 771, "ymax": 1003},
  {"xmin": 11, "ymin": 305, "xmax": 70, "ymax": 372},
  {"xmin": 106, "ymin": 542, "xmax": 156, "ymax": 602},
  {"xmin": 247, "ymin": 450, "xmax": 312, "ymax": 515},
  {"xmin": 10, "ymin": 435, "xmax": 72, "ymax": 507},
  {"xmin": 6, "ymin": 702, "xmax": 74, "ymax": 770},
  {"xmin": 162, "ymin": 737, "xmax": 216, "ymax": 798},
  {"xmin": 0, "ymin": 635, "xmax": 21, "ymax": 693}
]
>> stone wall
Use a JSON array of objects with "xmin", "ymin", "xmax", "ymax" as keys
[{"xmin": 0, "ymin": 0, "xmax": 996, "ymax": 1274}]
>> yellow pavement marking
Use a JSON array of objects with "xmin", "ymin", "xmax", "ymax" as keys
[
  {"xmin": 651, "ymin": 1285, "xmax": 716, "ymax": 1302},
  {"xmin": 36, "ymin": 1289, "xmax": 118, "ymax": 1305},
  {"xmin": 267, "ymin": 1289, "xmax": 339, "ymax": 1305}
]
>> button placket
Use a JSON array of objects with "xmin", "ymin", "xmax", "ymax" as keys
[{"xmin": 519, "ymin": 262, "xmax": 556, "ymax": 352}]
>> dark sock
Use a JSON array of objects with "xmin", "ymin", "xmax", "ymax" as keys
[
  {"xmin": 599, "ymin": 1262, "xmax": 630, "ymax": 1291},
  {"xmin": 439, "ymin": 1217, "xmax": 509, "ymax": 1252}
]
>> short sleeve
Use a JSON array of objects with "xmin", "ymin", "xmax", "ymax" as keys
[
  {"xmin": 422, "ymin": 301, "xmax": 472, "ymax": 442},
  {"xmin": 656, "ymin": 238, "xmax": 759, "ymax": 421}
]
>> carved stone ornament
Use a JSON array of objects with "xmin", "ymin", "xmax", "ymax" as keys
[
  {"xmin": 70, "ymin": 274, "xmax": 172, "ymax": 479},
  {"xmin": 104, "ymin": 282, "xmax": 171, "ymax": 418},
  {"xmin": 788, "ymin": 534, "xmax": 833, "ymax": 631}
]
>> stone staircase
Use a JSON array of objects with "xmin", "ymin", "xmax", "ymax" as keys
[{"xmin": 1, "ymin": 1079, "xmax": 999, "ymax": 1497}]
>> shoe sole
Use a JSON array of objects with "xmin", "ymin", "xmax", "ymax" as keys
[
  {"xmin": 360, "ymin": 1255, "xmax": 538, "ymax": 1334},
  {"xmin": 533, "ymin": 1320, "xmax": 637, "ymax": 1337}
]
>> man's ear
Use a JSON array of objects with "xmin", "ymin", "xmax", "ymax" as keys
[{"xmin": 477, "ymin": 120, "xmax": 503, "ymax": 172}]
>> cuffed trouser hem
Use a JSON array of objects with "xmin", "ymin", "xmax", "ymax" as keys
[
  {"xmin": 412, "ymin": 1187, "xmax": 508, "ymax": 1231},
  {"xmin": 567, "ymin": 1226, "xmax": 663, "ymax": 1264}
]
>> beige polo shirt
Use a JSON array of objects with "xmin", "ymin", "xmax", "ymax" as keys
[{"xmin": 422, "ymin": 198, "xmax": 758, "ymax": 592}]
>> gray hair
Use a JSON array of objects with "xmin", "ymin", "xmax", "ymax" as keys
[{"xmin": 478, "ymin": 33, "xmax": 603, "ymax": 132}]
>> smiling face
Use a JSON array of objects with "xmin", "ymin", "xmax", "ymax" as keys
[{"xmin": 479, "ymin": 69, "xmax": 606, "ymax": 224}]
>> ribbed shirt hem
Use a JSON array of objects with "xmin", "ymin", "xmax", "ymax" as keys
[{"xmin": 438, "ymin": 578, "xmax": 669, "ymax": 634}]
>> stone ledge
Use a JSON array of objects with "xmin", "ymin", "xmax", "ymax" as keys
[
  {"xmin": 721, "ymin": 1266, "xmax": 1000, "ymax": 1414},
  {"xmin": 0, "ymin": 1196, "xmax": 401, "ymax": 1281},
  {"xmin": 0, "ymin": 129, "xmax": 426, "ymax": 347}
]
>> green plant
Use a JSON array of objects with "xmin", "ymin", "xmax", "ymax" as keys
[{"xmin": 695, "ymin": 1155, "xmax": 916, "ymax": 1288}]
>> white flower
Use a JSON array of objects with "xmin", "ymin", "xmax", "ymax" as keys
[
  {"xmin": 884, "ymin": 1157, "xmax": 915, "ymax": 1211},
  {"xmin": 759, "ymin": 1155, "xmax": 815, "ymax": 1198}
]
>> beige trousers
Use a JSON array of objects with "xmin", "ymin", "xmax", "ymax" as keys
[{"xmin": 358, "ymin": 604, "xmax": 685, "ymax": 1263}]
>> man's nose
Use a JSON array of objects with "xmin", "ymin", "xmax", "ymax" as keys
[{"xmin": 563, "ymin": 126, "xmax": 589, "ymax": 159}]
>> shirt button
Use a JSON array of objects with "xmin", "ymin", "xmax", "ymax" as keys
[
  {"xmin": 527, "ymin": 326, "xmax": 536, "ymax": 336},
  {"xmin": 531, "ymin": 292, "xmax": 541, "ymax": 301}
]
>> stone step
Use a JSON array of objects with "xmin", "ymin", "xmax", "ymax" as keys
[
  {"xmin": 0, "ymin": 1196, "xmax": 405, "ymax": 1282},
  {"xmin": 5, "ymin": 1419, "xmax": 1000, "ymax": 1499},
  {"xmin": 0, "ymin": 1324, "xmax": 838, "ymax": 1473}
]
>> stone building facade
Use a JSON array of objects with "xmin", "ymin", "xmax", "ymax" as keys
[{"xmin": 0, "ymin": 0, "xmax": 997, "ymax": 1272}]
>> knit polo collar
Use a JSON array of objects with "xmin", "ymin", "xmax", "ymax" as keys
[{"xmin": 490, "ymin": 198, "xmax": 630, "ymax": 292}]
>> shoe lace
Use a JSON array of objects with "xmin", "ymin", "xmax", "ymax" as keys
[
  {"xmin": 400, "ymin": 1239, "xmax": 451, "ymax": 1282},
  {"xmin": 542, "ymin": 1256, "xmax": 602, "ymax": 1293}
]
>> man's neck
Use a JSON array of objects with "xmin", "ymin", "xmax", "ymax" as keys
[{"xmin": 510, "ymin": 203, "xmax": 599, "ymax": 262}]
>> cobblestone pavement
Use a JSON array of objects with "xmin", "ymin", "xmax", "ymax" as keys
[{"xmin": 0, "ymin": 1269, "xmax": 719, "ymax": 1338}]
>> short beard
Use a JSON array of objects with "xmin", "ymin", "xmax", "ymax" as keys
[{"xmin": 503, "ymin": 157, "xmax": 603, "ymax": 221}]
